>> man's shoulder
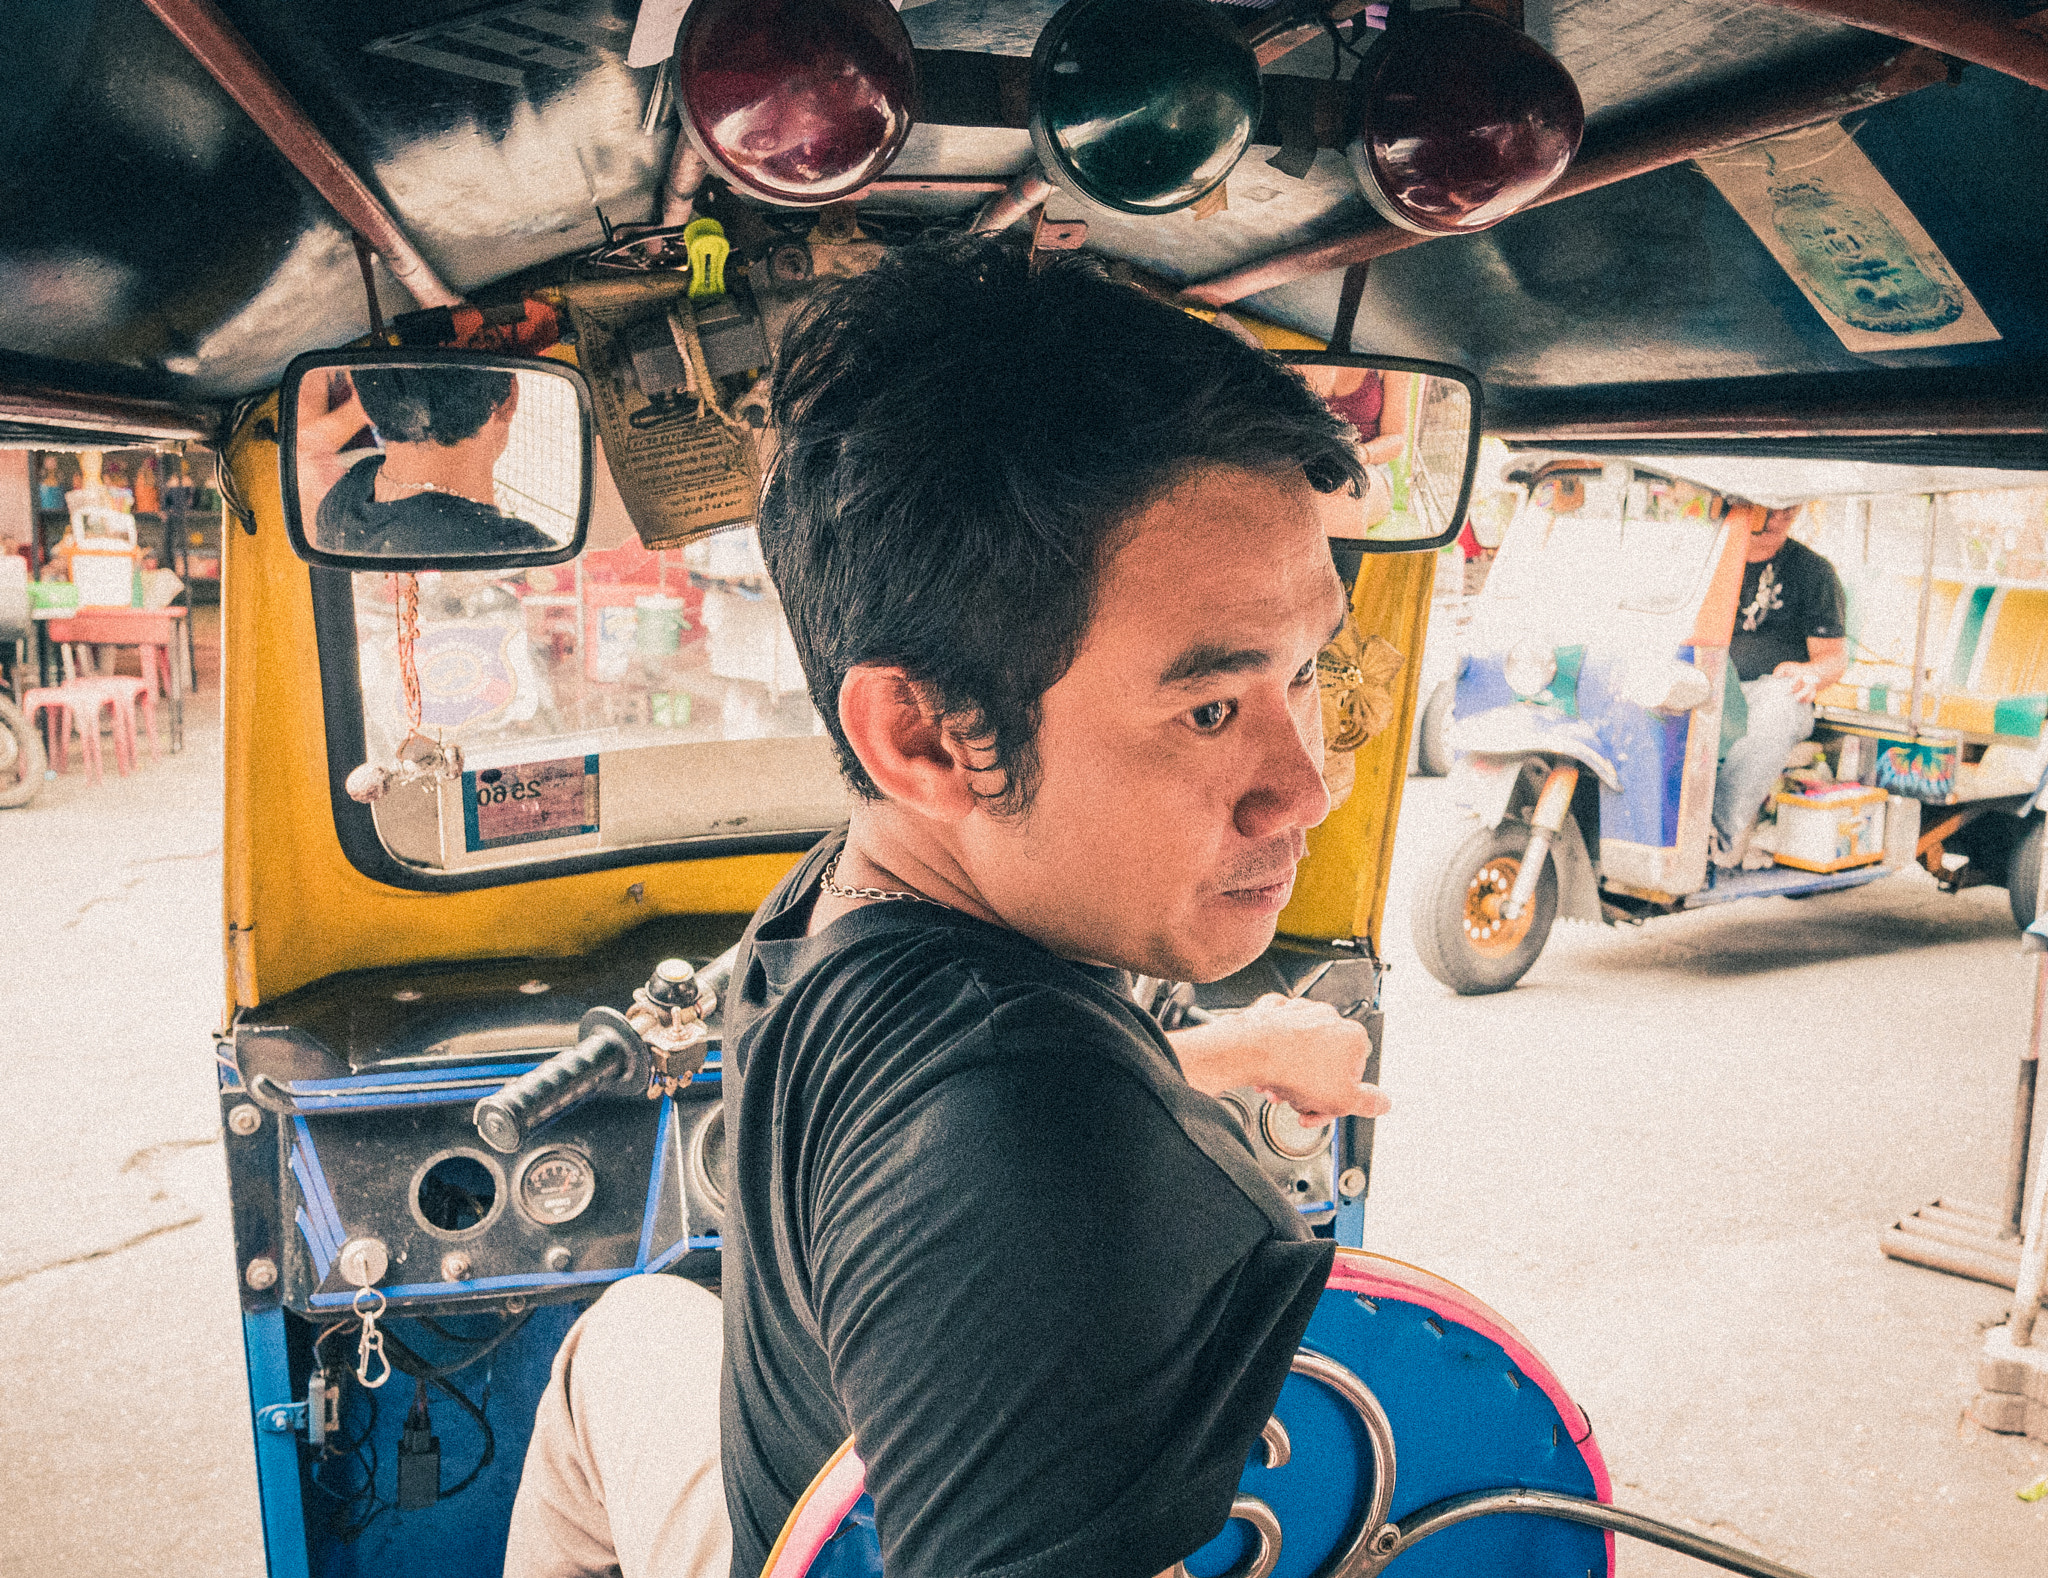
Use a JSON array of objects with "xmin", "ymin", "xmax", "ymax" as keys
[
  {"xmin": 785, "ymin": 915, "xmax": 1148, "ymax": 1069},
  {"xmin": 1780, "ymin": 536, "xmax": 1840, "ymax": 582}
]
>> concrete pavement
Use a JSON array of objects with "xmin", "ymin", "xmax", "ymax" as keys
[
  {"xmin": 1370, "ymin": 779, "xmax": 2048, "ymax": 1576},
  {"xmin": 0, "ymin": 692, "xmax": 265, "ymax": 1578}
]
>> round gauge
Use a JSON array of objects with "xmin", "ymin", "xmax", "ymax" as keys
[
  {"xmin": 1260, "ymin": 1100, "xmax": 1333, "ymax": 1161},
  {"xmin": 1216, "ymin": 1092, "xmax": 1254, "ymax": 1142},
  {"xmin": 688, "ymin": 1105, "xmax": 727, "ymax": 1217},
  {"xmin": 515, "ymin": 1146, "xmax": 597, "ymax": 1227}
]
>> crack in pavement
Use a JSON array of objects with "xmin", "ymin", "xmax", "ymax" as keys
[
  {"xmin": 0, "ymin": 1215, "xmax": 203, "ymax": 1292},
  {"xmin": 122, "ymin": 1136, "xmax": 221, "ymax": 1203},
  {"xmin": 62, "ymin": 875, "xmax": 147, "ymax": 931},
  {"xmin": 124, "ymin": 845, "xmax": 222, "ymax": 868},
  {"xmin": 1, "ymin": 1138, "xmax": 221, "ymax": 1291}
]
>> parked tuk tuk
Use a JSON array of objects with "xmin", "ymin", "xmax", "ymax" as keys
[
  {"xmin": 7, "ymin": 0, "xmax": 2048, "ymax": 1575},
  {"xmin": 1416, "ymin": 455, "xmax": 2048, "ymax": 994}
]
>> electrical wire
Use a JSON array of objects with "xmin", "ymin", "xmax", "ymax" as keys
[
  {"xmin": 376, "ymin": 1324, "xmax": 505, "ymax": 1501},
  {"xmin": 385, "ymin": 1309, "xmax": 531, "ymax": 1380}
]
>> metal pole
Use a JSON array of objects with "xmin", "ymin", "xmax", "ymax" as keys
[
  {"xmin": 2006, "ymin": 1036, "xmax": 2039, "ymax": 1238},
  {"xmin": 969, "ymin": 167, "xmax": 1055, "ymax": 235},
  {"xmin": 139, "ymin": 0, "xmax": 460, "ymax": 308},
  {"xmin": 1183, "ymin": 44, "xmax": 1951, "ymax": 305},
  {"xmin": 1759, "ymin": 0, "xmax": 2048, "ymax": 93},
  {"xmin": 1904, "ymin": 494, "xmax": 1937, "ymax": 731},
  {"xmin": 2008, "ymin": 1113, "xmax": 2048, "ymax": 1345}
]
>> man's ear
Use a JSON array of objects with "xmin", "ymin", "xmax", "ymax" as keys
[{"xmin": 838, "ymin": 665, "xmax": 983, "ymax": 821}]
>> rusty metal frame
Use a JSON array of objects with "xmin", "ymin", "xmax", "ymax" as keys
[
  {"xmin": 1184, "ymin": 43, "xmax": 1954, "ymax": 306},
  {"xmin": 139, "ymin": 0, "xmax": 461, "ymax": 309},
  {"xmin": 1761, "ymin": 0, "xmax": 2048, "ymax": 92},
  {"xmin": 0, "ymin": 383, "xmax": 217, "ymax": 445}
]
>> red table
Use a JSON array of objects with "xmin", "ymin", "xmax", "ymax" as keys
[{"xmin": 38, "ymin": 606, "xmax": 190, "ymax": 751}]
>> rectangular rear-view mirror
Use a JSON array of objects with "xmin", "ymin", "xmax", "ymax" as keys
[
  {"xmin": 1283, "ymin": 353, "xmax": 1482, "ymax": 554},
  {"xmin": 280, "ymin": 349, "xmax": 593, "ymax": 572}
]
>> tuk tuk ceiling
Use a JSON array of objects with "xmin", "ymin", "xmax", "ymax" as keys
[{"xmin": 1, "ymin": 0, "xmax": 2044, "ymax": 459}]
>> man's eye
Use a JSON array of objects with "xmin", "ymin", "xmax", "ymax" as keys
[
  {"xmin": 1293, "ymin": 658, "xmax": 1317, "ymax": 686},
  {"xmin": 1188, "ymin": 700, "xmax": 1235, "ymax": 733}
]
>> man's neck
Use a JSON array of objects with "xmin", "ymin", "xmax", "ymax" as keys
[
  {"xmin": 375, "ymin": 442, "xmax": 498, "ymax": 507},
  {"xmin": 806, "ymin": 809, "xmax": 1004, "ymax": 937}
]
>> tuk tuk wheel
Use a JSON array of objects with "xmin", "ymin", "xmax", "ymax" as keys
[
  {"xmin": 1413, "ymin": 820, "xmax": 1557, "ymax": 995},
  {"xmin": 1415, "ymin": 679, "xmax": 1455, "ymax": 777},
  {"xmin": 2008, "ymin": 815, "xmax": 2044, "ymax": 932},
  {"xmin": 0, "ymin": 697, "xmax": 45, "ymax": 810}
]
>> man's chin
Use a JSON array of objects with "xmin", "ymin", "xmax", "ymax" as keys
[{"xmin": 1148, "ymin": 912, "xmax": 1287, "ymax": 986}]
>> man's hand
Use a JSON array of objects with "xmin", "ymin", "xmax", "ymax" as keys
[
  {"xmin": 1772, "ymin": 660, "xmax": 1824, "ymax": 703},
  {"xmin": 1170, "ymin": 993, "xmax": 1390, "ymax": 1126},
  {"xmin": 1775, "ymin": 636, "xmax": 1848, "ymax": 704}
]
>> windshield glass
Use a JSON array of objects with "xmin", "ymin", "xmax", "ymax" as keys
[
  {"xmin": 1480, "ymin": 465, "xmax": 1726, "ymax": 628},
  {"xmin": 344, "ymin": 478, "xmax": 849, "ymax": 874}
]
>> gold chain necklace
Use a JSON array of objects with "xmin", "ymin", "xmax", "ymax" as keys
[{"xmin": 819, "ymin": 854, "xmax": 941, "ymax": 907}]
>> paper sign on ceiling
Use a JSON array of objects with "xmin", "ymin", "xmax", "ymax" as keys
[{"xmin": 1696, "ymin": 122, "xmax": 1998, "ymax": 354}]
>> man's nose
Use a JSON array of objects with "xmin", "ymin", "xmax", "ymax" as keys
[{"xmin": 1234, "ymin": 695, "xmax": 1330, "ymax": 841}]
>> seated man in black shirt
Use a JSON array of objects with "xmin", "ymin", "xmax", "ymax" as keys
[
  {"xmin": 506, "ymin": 236, "xmax": 1393, "ymax": 1578},
  {"xmin": 1712, "ymin": 503, "xmax": 1848, "ymax": 865},
  {"xmin": 313, "ymin": 366, "xmax": 557, "ymax": 557}
]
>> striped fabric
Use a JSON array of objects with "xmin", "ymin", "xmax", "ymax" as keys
[{"xmin": 1817, "ymin": 579, "xmax": 2048, "ymax": 742}]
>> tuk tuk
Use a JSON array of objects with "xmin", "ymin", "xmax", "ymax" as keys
[
  {"xmin": 5, "ymin": 0, "xmax": 2048, "ymax": 1575},
  {"xmin": 1415, "ymin": 455, "xmax": 2048, "ymax": 995}
]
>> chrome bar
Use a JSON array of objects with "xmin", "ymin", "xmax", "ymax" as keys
[{"xmin": 1366, "ymin": 1488, "xmax": 1822, "ymax": 1578}]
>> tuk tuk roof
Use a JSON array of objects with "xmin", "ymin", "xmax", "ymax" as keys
[
  {"xmin": 1632, "ymin": 457, "xmax": 2048, "ymax": 509},
  {"xmin": 2, "ymin": 0, "xmax": 2044, "ymax": 463}
]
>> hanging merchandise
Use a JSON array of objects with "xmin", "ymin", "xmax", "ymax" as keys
[
  {"xmin": 63, "ymin": 452, "xmax": 143, "ymax": 607},
  {"xmin": 547, "ymin": 276, "xmax": 763, "ymax": 551}
]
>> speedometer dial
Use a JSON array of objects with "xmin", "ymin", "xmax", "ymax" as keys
[{"xmin": 515, "ymin": 1145, "xmax": 596, "ymax": 1226}]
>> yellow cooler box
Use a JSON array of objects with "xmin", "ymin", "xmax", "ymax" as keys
[{"xmin": 1772, "ymin": 785, "xmax": 1888, "ymax": 872}]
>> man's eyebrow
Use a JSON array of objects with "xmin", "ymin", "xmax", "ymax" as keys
[{"xmin": 1159, "ymin": 643, "xmax": 1272, "ymax": 688}]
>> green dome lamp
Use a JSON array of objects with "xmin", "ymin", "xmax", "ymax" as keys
[{"xmin": 1029, "ymin": 0, "xmax": 1265, "ymax": 215}]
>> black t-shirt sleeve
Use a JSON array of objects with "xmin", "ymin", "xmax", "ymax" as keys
[{"xmin": 802, "ymin": 990, "xmax": 1331, "ymax": 1578}]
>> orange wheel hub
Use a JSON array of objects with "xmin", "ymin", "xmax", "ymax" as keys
[{"xmin": 1462, "ymin": 855, "xmax": 1533, "ymax": 956}]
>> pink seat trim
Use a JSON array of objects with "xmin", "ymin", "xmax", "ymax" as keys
[
  {"xmin": 763, "ymin": 1251, "xmax": 1615, "ymax": 1578},
  {"xmin": 761, "ymin": 1438, "xmax": 869, "ymax": 1578}
]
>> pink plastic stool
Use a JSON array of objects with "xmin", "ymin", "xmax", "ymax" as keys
[
  {"xmin": 68, "ymin": 675, "xmax": 158, "ymax": 772},
  {"xmin": 21, "ymin": 683, "xmax": 113, "ymax": 784}
]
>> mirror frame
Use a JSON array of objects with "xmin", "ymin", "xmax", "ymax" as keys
[
  {"xmin": 278, "ymin": 347, "xmax": 595, "ymax": 573},
  {"xmin": 1279, "ymin": 351, "xmax": 1483, "ymax": 554}
]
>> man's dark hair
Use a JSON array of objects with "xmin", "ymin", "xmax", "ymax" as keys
[
  {"xmin": 354, "ymin": 366, "xmax": 515, "ymax": 446},
  {"xmin": 760, "ymin": 234, "xmax": 1366, "ymax": 812}
]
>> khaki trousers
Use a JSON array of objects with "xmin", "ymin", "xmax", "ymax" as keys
[{"xmin": 505, "ymin": 1274, "xmax": 733, "ymax": 1578}]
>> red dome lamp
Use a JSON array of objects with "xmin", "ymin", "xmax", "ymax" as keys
[
  {"xmin": 675, "ymin": 0, "xmax": 921, "ymax": 208},
  {"xmin": 1346, "ymin": 8, "xmax": 1583, "ymax": 237}
]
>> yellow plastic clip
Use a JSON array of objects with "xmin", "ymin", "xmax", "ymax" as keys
[{"xmin": 685, "ymin": 217, "xmax": 730, "ymax": 300}]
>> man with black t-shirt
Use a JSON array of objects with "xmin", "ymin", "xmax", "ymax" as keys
[
  {"xmin": 1712, "ymin": 504, "xmax": 1848, "ymax": 864},
  {"xmin": 505, "ymin": 238, "xmax": 1394, "ymax": 1578}
]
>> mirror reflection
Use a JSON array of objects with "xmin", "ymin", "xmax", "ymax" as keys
[
  {"xmin": 292, "ymin": 362, "xmax": 586, "ymax": 561},
  {"xmin": 1292, "ymin": 361, "xmax": 1475, "ymax": 545}
]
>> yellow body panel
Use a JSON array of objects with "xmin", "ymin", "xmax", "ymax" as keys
[
  {"xmin": 222, "ymin": 311, "xmax": 1435, "ymax": 1013},
  {"xmin": 1280, "ymin": 549, "xmax": 1434, "ymax": 942},
  {"xmin": 218, "ymin": 405, "xmax": 799, "ymax": 1025},
  {"xmin": 1973, "ymin": 588, "xmax": 2048, "ymax": 697},
  {"xmin": 1215, "ymin": 312, "xmax": 1437, "ymax": 945}
]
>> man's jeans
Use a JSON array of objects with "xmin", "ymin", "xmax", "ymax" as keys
[{"xmin": 1712, "ymin": 674, "xmax": 1814, "ymax": 848}]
